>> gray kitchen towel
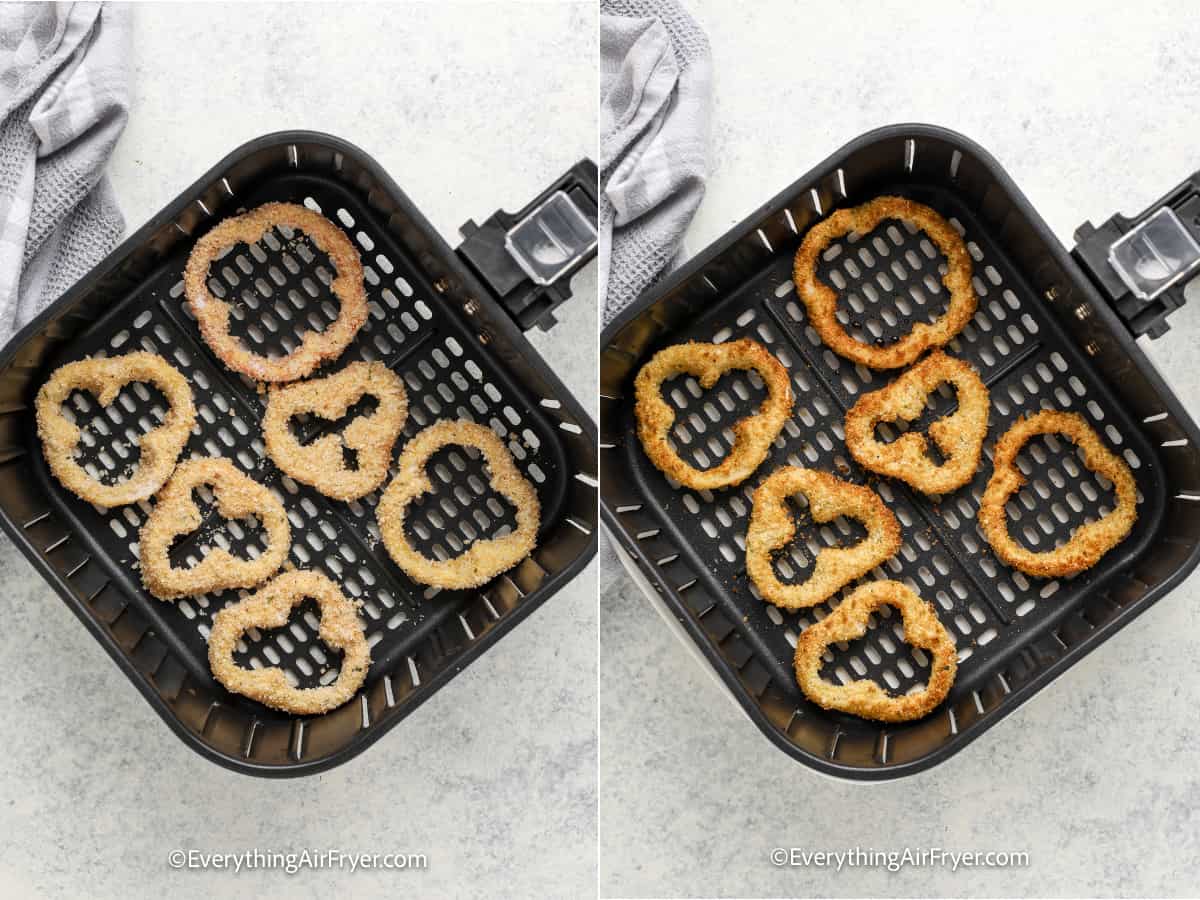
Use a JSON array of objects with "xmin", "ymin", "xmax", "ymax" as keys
[
  {"xmin": 0, "ymin": 2, "xmax": 131, "ymax": 346},
  {"xmin": 600, "ymin": 0, "xmax": 711, "ymax": 327}
]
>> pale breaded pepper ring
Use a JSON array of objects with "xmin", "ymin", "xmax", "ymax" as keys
[
  {"xmin": 978, "ymin": 409, "xmax": 1137, "ymax": 578},
  {"xmin": 746, "ymin": 467, "xmax": 901, "ymax": 610},
  {"xmin": 183, "ymin": 202, "xmax": 368, "ymax": 383},
  {"xmin": 794, "ymin": 579, "xmax": 957, "ymax": 723},
  {"xmin": 634, "ymin": 339, "xmax": 793, "ymax": 490},
  {"xmin": 263, "ymin": 361, "xmax": 408, "ymax": 501},
  {"xmin": 793, "ymin": 196, "xmax": 977, "ymax": 369},
  {"xmin": 377, "ymin": 420, "xmax": 540, "ymax": 590},
  {"xmin": 35, "ymin": 352, "xmax": 196, "ymax": 508},
  {"xmin": 207, "ymin": 570, "xmax": 370, "ymax": 715},
  {"xmin": 139, "ymin": 457, "xmax": 291, "ymax": 600},
  {"xmin": 844, "ymin": 351, "xmax": 989, "ymax": 495}
]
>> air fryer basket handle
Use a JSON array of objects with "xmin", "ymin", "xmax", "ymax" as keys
[
  {"xmin": 1073, "ymin": 168, "xmax": 1200, "ymax": 339},
  {"xmin": 456, "ymin": 159, "xmax": 598, "ymax": 332}
]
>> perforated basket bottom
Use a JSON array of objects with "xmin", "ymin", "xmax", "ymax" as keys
[
  {"xmin": 616, "ymin": 184, "xmax": 1165, "ymax": 717},
  {"xmin": 33, "ymin": 172, "xmax": 570, "ymax": 716}
]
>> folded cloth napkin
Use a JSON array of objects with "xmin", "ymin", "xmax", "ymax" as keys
[
  {"xmin": 0, "ymin": 1, "xmax": 131, "ymax": 346},
  {"xmin": 599, "ymin": 0, "xmax": 711, "ymax": 328}
]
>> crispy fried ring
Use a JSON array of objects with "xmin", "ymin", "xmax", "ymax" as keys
[
  {"xmin": 844, "ymin": 351, "xmax": 989, "ymax": 495},
  {"xmin": 35, "ymin": 352, "xmax": 196, "ymax": 508},
  {"xmin": 793, "ymin": 196, "xmax": 977, "ymax": 369},
  {"xmin": 794, "ymin": 579, "xmax": 957, "ymax": 722},
  {"xmin": 183, "ymin": 202, "xmax": 368, "ymax": 383},
  {"xmin": 376, "ymin": 420, "xmax": 540, "ymax": 589},
  {"xmin": 634, "ymin": 339, "xmax": 792, "ymax": 490},
  {"xmin": 978, "ymin": 410, "xmax": 1137, "ymax": 578},
  {"xmin": 746, "ymin": 467, "xmax": 901, "ymax": 610},
  {"xmin": 263, "ymin": 362, "xmax": 408, "ymax": 501},
  {"xmin": 139, "ymin": 458, "xmax": 291, "ymax": 600},
  {"xmin": 207, "ymin": 570, "xmax": 370, "ymax": 714}
]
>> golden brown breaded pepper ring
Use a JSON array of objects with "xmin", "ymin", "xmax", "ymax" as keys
[
  {"xmin": 793, "ymin": 196, "xmax": 977, "ymax": 369},
  {"xmin": 263, "ymin": 361, "xmax": 407, "ymax": 501},
  {"xmin": 139, "ymin": 458, "xmax": 291, "ymax": 599},
  {"xmin": 746, "ymin": 467, "xmax": 901, "ymax": 610},
  {"xmin": 35, "ymin": 352, "xmax": 196, "ymax": 508},
  {"xmin": 207, "ymin": 570, "xmax": 370, "ymax": 715},
  {"xmin": 633, "ymin": 339, "xmax": 792, "ymax": 490},
  {"xmin": 978, "ymin": 409, "xmax": 1137, "ymax": 578},
  {"xmin": 844, "ymin": 351, "xmax": 989, "ymax": 495},
  {"xmin": 183, "ymin": 202, "xmax": 367, "ymax": 383},
  {"xmin": 376, "ymin": 420, "xmax": 540, "ymax": 589},
  {"xmin": 794, "ymin": 579, "xmax": 957, "ymax": 722}
]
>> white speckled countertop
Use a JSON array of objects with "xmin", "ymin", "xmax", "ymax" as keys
[
  {"xmin": 0, "ymin": 4, "xmax": 596, "ymax": 899},
  {"xmin": 600, "ymin": 1, "xmax": 1200, "ymax": 897}
]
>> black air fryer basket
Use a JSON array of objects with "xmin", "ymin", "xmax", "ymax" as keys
[
  {"xmin": 0, "ymin": 132, "xmax": 598, "ymax": 776},
  {"xmin": 600, "ymin": 124, "xmax": 1200, "ymax": 780}
]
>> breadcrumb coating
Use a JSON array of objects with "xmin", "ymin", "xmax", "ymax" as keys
[
  {"xmin": 207, "ymin": 570, "xmax": 369, "ymax": 714},
  {"xmin": 634, "ymin": 339, "xmax": 792, "ymax": 490},
  {"xmin": 793, "ymin": 196, "xmax": 977, "ymax": 369},
  {"xmin": 844, "ymin": 351, "xmax": 989, "ymax": 495},
  {"xmin": 263, "ymin": 361, "xmax": 407, "ymax": 501},
  {"xmin": 183, "ymin": 202, "xmax": 367, "ymax": 383},
  {"xmin": 376, "ymin": 420, "xmax": 540, "ymax": 589},
  {"xmin": 139, "ymin": 457, "xmax": 290, "ymax": 599},
  {"xmin": 978, "ymin": 409, "xmax": 1137, "ymax": 577},
  {"xmin": 35, "ymin": 352, "xmax": 196, "ymax": 508},
  {"xmin": 794, "ymin": 579, "xmax": 957, "ymax": 722},
  {"xmin": 746, "ymin": 467, "xmax": 901, "ymax": 610}
]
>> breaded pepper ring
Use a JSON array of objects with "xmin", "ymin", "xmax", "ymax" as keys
[
  {"xmin": 979, "ymin": 409, "xmax": 1137, "ymax": 578},
  {"xmin": 844, "ymin": 351, "xmax": 989, "ymax": 495},
  {"xmin": 35, "ymin": 352, "xmax": 196, "ymax": 508},
  {"xmin": 794, "ymin": 579, "xmax": 957, "ymax": 723},
  {"xmin": 634, "ymin": 339, "xmax": 792, "ymax": 490},
  {"xmin": 263, "ymin": 361, "xmax": 407, "ymax": 501},
  {"xmin": 377, "ymin": 420, "xmax": 540, "ymax": 589},
  {"xmin": 746, "ymin": 467, "xmax": 901, "ymax": 610},
  {"xmin": 207, "ymin": 570, "xmax": 370, "ymax": 715},
  {"xmin": 183, "ymin": 202, "xmax": 368, "ymax": 383},
  {"xmin": 139, "ymin": 458, "xmax": 291, "ymax": 600},
  {"xmin": 793, "ymin": 196, "xmax": 977, "ymax": 369}
]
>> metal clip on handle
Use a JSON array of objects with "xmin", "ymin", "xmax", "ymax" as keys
[
  {"xmin": 1074, "ymin": 169, "xmax": 1200, "ymax": 338},
  {"xmin": 457, "ymin": 159, "xmax": 598, "ymax": 332}
]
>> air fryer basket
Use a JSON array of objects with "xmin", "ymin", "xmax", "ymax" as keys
[
  {"xmin": 600, "ymin": 124, "xmax": 1200, "ymax": 779},
  {"xmin": 0, "ymin": 132, "xmax": 597, "ymax": 776}
]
